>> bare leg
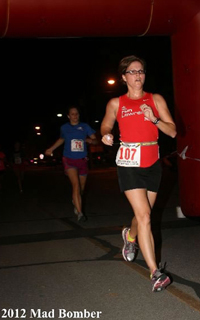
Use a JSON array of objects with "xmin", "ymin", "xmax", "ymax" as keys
[
  {"xmin": 129, "ymin": 216, "xmax": 138, "ymax": 239},
  {"xmin": 67, "ymin": 168, "xmax": 82, "ymax": 214},
  {"xmin": 124, "ymin": 188, "xmax": 158, "ymax": 274},
  {"xmin": 79, "ymin": 175, "xmax": 87, "ymax": 195},
  {"xmin": 129, "ymin": 190, "xmax": 157, "ymax": 246}
]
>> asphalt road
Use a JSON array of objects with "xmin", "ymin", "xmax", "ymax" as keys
[{"xmin": 0, "ymin": 163, "xmax": 200, "ymax": 320}]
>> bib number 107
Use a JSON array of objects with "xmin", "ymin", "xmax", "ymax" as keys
[
  {"xmin": 119, "ymin": 147, "xmax": 137, "ymax": 160},
  {"xmin": 116, "ymin": 144, "xmax": 141, "ymax": 167}
]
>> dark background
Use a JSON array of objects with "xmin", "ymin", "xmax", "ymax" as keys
[{"xmin": 0, "ymin": 36, "xmax": 175, "ymax": 158}]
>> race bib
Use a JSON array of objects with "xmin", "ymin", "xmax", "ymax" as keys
[
  {"xmin": 116, "ymin": 143, "xmax": 141, "ymax": 167},
  {"xmin": 71, "ymin": 139, "xmax": 84, "ymax": 152}
]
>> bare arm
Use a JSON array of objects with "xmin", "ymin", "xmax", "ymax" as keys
[
  {"xmin": 45, "ymin": 137, "xmax": 65, "ymax": 156},
  {"xmin": 140, "ymin": 94, "xmax": 177, "ymax": 138},
  {"xmin": 86, "ymin": 133, "xmax": 98, "ymax": 145},
  {"xmin": 101, "ymin": 97, "xmax": 119, "ymax": 146}
]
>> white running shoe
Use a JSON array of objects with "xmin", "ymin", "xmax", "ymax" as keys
[
  {"xmin": 72, "ymin": 200, "xmax": 78, "ymax": 216},
  {"xmin": 77, "ymin": 212, "xmax": 84, "ymax": 221}
]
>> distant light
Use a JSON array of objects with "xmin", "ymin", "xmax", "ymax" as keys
[
  {"xmin": 39, "ymin": 154, "xmax": 44, "ymax": 160},
  {"xmin": 95, "ymin": 120, "xmax": 99, "ymax": 123},
  {"xmin": 107, "ymin": 79, "xmax": 115, "ymax": 85},
  {"xmin": 35, "ymin": 126, "xmax": 40, "ymax": 130},
  {"xmin": 57, "ymin": 113, "xmax": 63, "ymax": 117},
  {"xmin": 37, "ymin": 132, "xmax": 41, "ymax": 136}
]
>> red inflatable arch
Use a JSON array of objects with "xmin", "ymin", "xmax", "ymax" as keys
[{"xmin": 1, "ymin": 0, "xmax": 200, "ymax": 217}]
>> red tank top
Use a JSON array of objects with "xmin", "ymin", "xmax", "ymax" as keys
[{"xmin": 116, "ymin": 92, "xmax": 160, "ymax": 167}]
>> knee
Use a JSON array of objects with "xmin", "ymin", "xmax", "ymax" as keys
[
  {"xmin": 72, "ymin": 184, "xmax": 80, "ymax": 193},
  {"xmin": 136, "ymin": 210, "xmax": 151, "ymax": 227}
]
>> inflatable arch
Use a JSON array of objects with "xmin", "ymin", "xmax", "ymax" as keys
[{"xmin": 1, "ymin": 0, "xmax": 200, "ymax": 217}]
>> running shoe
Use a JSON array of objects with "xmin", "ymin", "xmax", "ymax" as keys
[
  {"xmin": 77, "ymin": 212, "xmax": 88, "ymax": 222},
  {"xmin": 122, "ymin": 227, "xmax": 138, "ymax": 262},
  {"xmin": 77, "ymin": 212, "xmax": 84, "ymax": 221},
  {"xmin": 72, "ymin": 200, "xmax": 78, "ymax": 216},
  {"xmin": 74, "ymin": 207, "xmax": 78, "ymax": 216},
  {"xmin": 151, "ymin": 269, "xmax": 171, "ymax": 292}
]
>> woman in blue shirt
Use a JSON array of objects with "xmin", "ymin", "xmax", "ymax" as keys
[{"xmin": 45, "ymin": 106, "xmax": 97, "ymax": 221}]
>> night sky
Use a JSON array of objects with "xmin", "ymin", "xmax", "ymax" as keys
[{"xmin": 1, "ymin": 36, "xmax": 174, "ymax": 155}]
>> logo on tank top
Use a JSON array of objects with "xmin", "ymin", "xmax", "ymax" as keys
[{"xmin": 122, "ymin": 106, "xmax": 143, "ymax": 118}]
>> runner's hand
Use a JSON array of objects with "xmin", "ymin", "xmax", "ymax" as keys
[
  {"xmin": 101, "ymin": 134, "xmax": 113, "ymax": 146},
  {"xmin": 140, "ymin": 104, "xmax": 155, "ymax": 122},
  {"xmin": 45, "ymin": 148, "xmax": 53, "ymax": 156}
]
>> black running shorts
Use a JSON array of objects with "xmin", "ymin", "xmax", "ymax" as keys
[{"xmin": 117, "ymin": 160, "xmax": 162, "ymax": 192}]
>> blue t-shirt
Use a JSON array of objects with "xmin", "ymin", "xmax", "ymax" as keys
[{"xmin": 60, "ymin": 122, "xmax": 95, "ymax": 159}]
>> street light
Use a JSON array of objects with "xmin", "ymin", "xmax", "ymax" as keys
[
  {"xmin": 107, "ymin": 79, "xmax": 115, "ymax": 85},
  {"xmin": 34, "ymin": 126, "xmax": 41, "ymax": 136}
]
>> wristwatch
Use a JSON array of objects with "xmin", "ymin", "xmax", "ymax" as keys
[{"xmin": 152, "ymin": 118, "xmax": 160, "ymax": 125}]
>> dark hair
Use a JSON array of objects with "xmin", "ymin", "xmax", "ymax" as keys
[
  {"xmin": 118, "ymin": 55, "xmax": 146, "ymax": 76},
  {"xmin": 67, "ymin": 105, "xmax": 80, "ymax": 115}
]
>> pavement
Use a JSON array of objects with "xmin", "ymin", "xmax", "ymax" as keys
[{"xmin": 0, "ymin": 162, "xmax": 200, "ymax": 320}]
